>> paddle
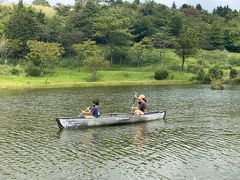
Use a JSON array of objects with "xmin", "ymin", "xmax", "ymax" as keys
[
  {"xmin": 131, "ymin": 92, "xmax": 137, "ymax": 113},
  {"xmin": 78, "ymin": 106, "xmax": 91, "ymax": 117}
]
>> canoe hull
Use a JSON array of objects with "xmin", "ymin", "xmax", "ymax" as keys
[{"xmin": 56, "ymin": 111, "xmax": 166, "ymax": 129}]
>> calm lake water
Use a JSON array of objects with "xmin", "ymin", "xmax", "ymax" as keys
[{"xmin": 0, "ymin": 85, "xmax": 239, "ymax": 180}]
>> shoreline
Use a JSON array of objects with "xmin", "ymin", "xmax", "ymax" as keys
[{"xmin": 0, "ymin": 80, "xmax": 193, "ymax": 90}]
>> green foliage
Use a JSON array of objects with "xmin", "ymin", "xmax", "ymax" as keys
[
  {"xmin": 0, "ymin": 36, "xmax": 11, "ymax": 63},
  {"xmin": 154, "ymin": 68, "xmax": 169, "ymax": 80},
  {"xmin": 2, "ymin": 1, "xmax": 240, "ymax": 85},
  {"xmin": 169, "ymin": 12, "xmax": 183, "ymax": 37},
  {"xmin": 72, "ymin": 40, "xmax": 98, "ymax": 59},
  {"xmin": 93, "ymin": 13, "xmax": 132, "ymax": 63},
  {"xmin": 53, "ymin": 3, "xmax": 71, "ymax": 16},
  {"xmin": 11, "ymin": 65, "xmax": 24, "ymax": 75},
  {"xmin": 229, "ymin": 57, "xmax": 240, "ymax": 66},
  {"xmin": 26, "ymin": 40, "xmax": 64, "ymax": 74},
  {"xmin": 5, "ymin": 3, "xmax": 38, "ymax": 41},
  {"xmin": 229, "ymin": 68, "xmax": 238, "ymax": 79},
  {"xmin": 25, "ymin": 63, "xmax": 41, "ymax": 77},
  {"xmin": 232, "ymin": 78, "xmax": 240, "ymax": 84},
  {"xmin": 130, "ymin": 42, "xmax": 145, "ymax": 68},
  {"xmin": 151, "ymin": 32, "xmax": 176, "ymax": 66},
  {"xmin": 32, "ymin": 0, "xmax": 50, "ymax": 7},
  {"xmin": 0, "ymin": 64, "xmax": 13, "ymax": 75},
  {"xmin": 176, "ymin": 28, "xmax": 199, "ymax": 70},
  {"xmin": 211, "ymin": 79, "xmax": 224, "ymax": 90},
  {"xmin": 187, "ymin": 64, "xmax": 203, "ymax": 74},
  {"xmin": 208, "ymin": 66, "xmax": 224, "ymax": 80},
  {"xmin": 84, "ymin": 53, "xmax": 109, "ymax": 81}
]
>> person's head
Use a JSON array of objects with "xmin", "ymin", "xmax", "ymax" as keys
[
  {"xmin": 138, "ymin": 94, "xmax": 146, "ymax": 103},
  {"xmin": 92, "ymin": 100, "xmax": 99, "ymax": 107}
]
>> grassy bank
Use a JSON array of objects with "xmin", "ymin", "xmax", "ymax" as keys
[
  {"xmin": 0, "ymin": 67, "xmax": 194, "ymax": 90},
  {"xmin": 1, "ymin": 49, "xmax": 239, "ymax": 90}
]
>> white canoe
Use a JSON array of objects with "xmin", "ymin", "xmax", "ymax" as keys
[{"xmin": 56, "ymin": 111, "xmax": 166, "ymax": 129}]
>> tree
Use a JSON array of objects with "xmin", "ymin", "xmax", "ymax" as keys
[
  {"xmin": 72, "ymin": 40, "xmax": 98, "ymax": 70},
  {"xmin": 84, "ymin": 53, "xmax": 109, "ymax": 81},
  {"xmin": 72, "ymin": 40, "xmax": 98, "ymax": 58},
  {"xmin": 132, "ymin": 16, "xmax": 156, "ymax": 42},
  {"xmin": 4, "ymin": 1, "xmax": 44, "ymax": 57},
  {"xmin": 0, "ymin": 36, "xmax": 11, "ymax": 63},
  {"xmin": 213, "ymin": 5, "xmax": 232, "ymax": 18},
  {"xmin": 181, "ymin": 4, "xmax": 191, "ymax": 9},
  {"xmin": 5, "ymin": 2, "xmax": 38, "ymax": 41},
  {"xmin": 32, "ymin": 0, "xmax": 50, "ymax": 7},
  {"xmin": 196, "ymin": 4, "xmax": 202, "ymax": 11},
  {"xmin": 176, "ymin": 28, "xmax": 198, "ymax": 71},
  {"xmin": 152, "ymin": 32, "xmax": 176, "ymax": 66},
  {"xmin": 208, "ymin": 22, "xmax": 225, "ymax": 50},
  {"xmin": 53, "ymin": 3, "xmax": 71, "ymax": 16},
  {"xmin": 224, "ymin": 20, "xmax": 240, "ymax": 52},
  {"xmin": 93, "ymin": 15, "xmax": 132, "ymax": 64},
  {"xmin": 168, "ymin": 12, "xmax": 183, "ymax": 37},
  {"xmin": 130, "ymin": 42, "xmax": 145, "ymax": 68},
  {"xmin": 171, "ymin": 2, "xmax": 176, "ymax": 9},
  {"xmin": 26, "ymin": 40, "xmax": 64, "ymax": 74}
]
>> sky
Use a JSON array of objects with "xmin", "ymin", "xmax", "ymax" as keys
[{"xmin": 3, "ymin": 0, "xmax": 240, "ymax": 11}]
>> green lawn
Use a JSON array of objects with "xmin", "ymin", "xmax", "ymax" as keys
[
  {"xmin": 0, "ymin": 66, "xmax": 193, "ymax": 89},
  {"xmin": 1, "ymin": 49, "xmax": 239, "ymax": 90}
]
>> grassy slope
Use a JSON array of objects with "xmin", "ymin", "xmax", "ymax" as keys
[
  {"xmin": 0, "ymin": 50, "xmax": 194, "ymax": 89},
  {"xmin": 1, "ymin": 49, "xmax": 240, "ymax": 89},
  {"xmin": 0, "ymin": 3, "xmax": 56, "ymax": 17}
]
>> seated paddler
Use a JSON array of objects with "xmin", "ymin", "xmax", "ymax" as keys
[
  {"xmin": 132, "ymin": 94, "xmax": 147, "ymax": 116},
  {"xmin": 81, "ymin": 100, "xmax": 100, "ymax": 118}
]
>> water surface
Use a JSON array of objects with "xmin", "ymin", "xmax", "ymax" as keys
[{"xmin": 0, "ymin": 85, "xmax": 239, "ymax": 179}]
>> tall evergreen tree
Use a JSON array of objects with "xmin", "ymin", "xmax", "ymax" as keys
[
  {"xmin": 196, "ymin": 4, "xmax": 202, "ymax": 11},
  {"xmin": 171, "ymin": 2, "xmax": 177, "ymax": 9},
  {"xmin": 32, "ymin": 0, "xmax": 50, "ymax": 7}
]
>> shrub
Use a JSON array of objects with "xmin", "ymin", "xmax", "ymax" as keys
[
  {"xmin": 0, "ymin": 65, "xmax": 12, "ymax": 75},
  {"xmin": 208, "ymin": 66, "xmax": 223, "ymax": 80},
  {"xmin": 229, "ymin": 57, "xmax": 240, "ymax": 66},
  {"xmin": 25, "ymin": 63, "xmax": 41, "ymax": 77},
  {"xmin": 154, "ymin": 68, "xmax": 169, "ymax": 80},
  {"xmin": 11, "ymin": 65, "xmax": 23, "ymax": 75},
  {"xmin": 232, "ymin": 78, "xmax": 240, "ymax": 84},
  {"xmin": 187, "ymin": 64, "xmax": 203, "ymax": 74},
  {"xmin": 196, "ymin": 69, "xmax": 206, "ymax": 82},
  {"xmin": 229, "ymin": 68, "xmax": 238, "ymax": 79},
  {"xmin": 211, "ymin": 79, "xmax": 224, "ymax": 90}
]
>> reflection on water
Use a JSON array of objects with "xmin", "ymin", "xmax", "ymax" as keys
[{"xmin": 0, "ymin": 85, "xmax": 240, "ymax": 179}]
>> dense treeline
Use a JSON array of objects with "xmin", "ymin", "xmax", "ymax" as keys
[{"xmin": 0, "ymin": 0, "xmax": 240, "ymax": 82}]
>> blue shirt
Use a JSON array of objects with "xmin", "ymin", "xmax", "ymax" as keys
[{"xmin": 91, "ymin": 106, "xmax": 99, "ymax": 118}]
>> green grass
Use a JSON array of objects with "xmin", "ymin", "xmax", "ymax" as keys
[
  {"xmin": 0, "ymin": 66, "xmax": 193, "ymax": 89},
  {"xmin": 0, "ymin": 3, "xmax": 56, "ymax": 17},
  {"xmin": 1, "ymin": 49, "xmax": 239, "ymax": 90}
]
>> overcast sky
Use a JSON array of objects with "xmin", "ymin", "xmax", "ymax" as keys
[{"xmin": 3, "ymin": 0, "xmax": 240, "ymax": 11}]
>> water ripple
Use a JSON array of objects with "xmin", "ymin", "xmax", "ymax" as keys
[{"xmin": 0, "ymin": 85, "xmax": 240, "ymax": 179}]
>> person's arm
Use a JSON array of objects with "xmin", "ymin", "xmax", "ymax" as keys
[{"xmin": 82, "ymin": 106, "xmax": 91, "ymax": 115}]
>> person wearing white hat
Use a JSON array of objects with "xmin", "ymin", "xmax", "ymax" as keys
[{"xmin": 134, "ymin": 94, "xmax": 147, "ymax": 116}]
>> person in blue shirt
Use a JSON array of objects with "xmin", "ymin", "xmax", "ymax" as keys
[
  {"xmin": 91, "ymin": 100, "xmax": 100, "ymax": 118},
  {"xmin": 82, "ymin": 100, "xmax": 100, "ymax": 118}
]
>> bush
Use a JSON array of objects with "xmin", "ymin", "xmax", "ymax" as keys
[
  {"xmin": 208, "ymin": 66, "xmax": 223, "ymax": 80},
  {"xmin": 11, "ymin": 65, "xmax": 23, "ymax": 75},
  {"xmin": 229, "ymin": 57, "xmax": 240, "ymax": 66},
  {"xmin": 232, "ymin": 78, "xmax": 240, "ymax": 84},
  {"xmin": 229, "ymin": 68, "xmax": 238, "ymax": 79},
  {"xmin": 187, "ymin": 64, "xmax": 204, "ymax": 74},
  {"xmin": 154, "ymin": 68, "xmax": 169, "ymax": 80},
  {"xmin": 211, "ymin": 79, "xmax": 224, "ymax": 90},
  {"xmin": 25, "ymin": 63, "xmax": 41, "ymax": 77},
  {"xmin": 0, "ymin": 65, "xmax": 12, "ymax": 75}
]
